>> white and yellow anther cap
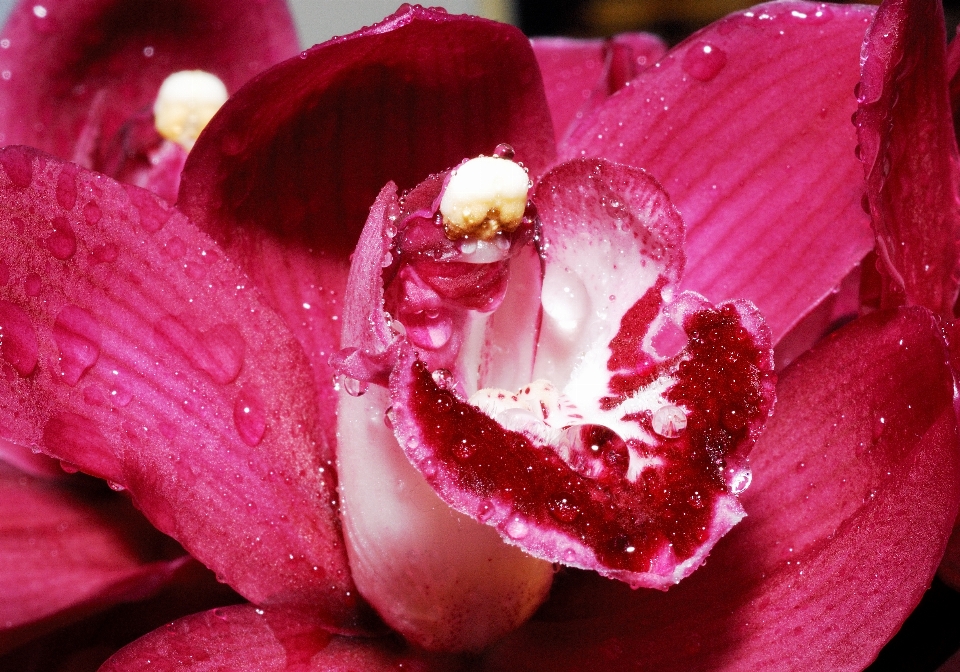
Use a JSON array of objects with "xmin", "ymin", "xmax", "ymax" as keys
[
  {"xmin": 153, "ymin": 70, "xmax": 229, "ymax": 151},
  {"xmin": 439, "ymin": 156, "xmax": 530, "ymax": 241}
]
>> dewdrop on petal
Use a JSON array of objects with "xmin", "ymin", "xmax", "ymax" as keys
[
  {"xmin": 153, "ymin": 70, "xmax": 228, "ymax": 151},
  {"xmin": 440, "ymin": 155, "xmax": 530, "ymax": 241}
]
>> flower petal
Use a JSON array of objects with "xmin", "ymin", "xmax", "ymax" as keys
[
  {"xmin": 0, "ymin": 0, "xmax": 297, "ymax": 169},
  {"xmin": 856, "ymin": 0, "xmax": 960, "ymax": 317},
  {"xmin": 533, "ymin": 33, "xmax": 666, "ymax": 144},
  {"xmin": 482, "ymin": 307, "xmax": 960, "ymax": 671},
  {"xmin": 562, "ymin": 1, "xmax": 876, "ymax": 342},
  {"xmin": 0, "ymin": 462, "xmax": 184, "ymax": 654},
  {"xmin": 0, "ymin": 146, "xmax": 360, "ymax": 629},
  {"xmin": 177, "ymin": 6, "xmax": 556, "ymax": 444},
  {"xmin": 99, "ymin": 604, "xmax": 462, "ymax": 672}
]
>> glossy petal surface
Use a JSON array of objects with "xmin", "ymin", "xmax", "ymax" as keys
[
  {"xmin": 483, "ymin": 307, "xmax": 959, "ymax": 671},
  {"xmin": 178, "ymin": 5, "xmax": 556, "ymax": 451},
  {"xmin": 563, "ymin": 2, "xmax": 876, "ymax": 342},
  {"xmin": 0, "ymin": 462, "xmax": 184, "ymax": 654},
  {"xmin": 857, "ymin": 0, "xmax": 960, "ymax": 317},
  {"xmin": 0, "ymin": 0, "xmax": 297, "ymax": 170},
  {"xmin": 0, "ymin": 146, "xmax": 359, "ymax": 629},
  {"xmin": 100, "ymin": 604, "xmax": 462, "ymax": 672}
]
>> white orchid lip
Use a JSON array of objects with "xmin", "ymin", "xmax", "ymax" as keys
[
  {"xmin": 153, "ymin": 70, "xmax": 228, "ymax": 151},
  {"xmin": 439, "ymin": 155, "xmax": 531, "ymax": 241}
]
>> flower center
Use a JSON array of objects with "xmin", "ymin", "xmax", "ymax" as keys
[
  {"xmin": 153, "ymin": 70, "xmax": 228, "ymax": 151},
  {"xmin": 439, "ymin": 155, "xmax": 531, "ymax": 241}
]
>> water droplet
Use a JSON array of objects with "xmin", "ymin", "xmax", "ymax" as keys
[
  {"xmin": 431, "ymin": 368, "xmax": 455, "ymax": 390},
  {"xmin": 52, "ymin": 305, "xmax": 101, "ymax": 386},
  {"xmin": 727, "ymin": 468, "xmax": 752, "ymax": 495},
  {"xmin": 549, "ymin": 494, "xmax": 580, "ymax": 522},
  {"xmin": 682, "ymin": 42, "xmax": 727, "ymax": 82},
  {"xmin": 555, "ymin": 424, "xmax": 629, "ymax": 480},
  {"xmin": 342, "ymin": 376, "xmax": 367, "ymax": 397},
  {"xmin": 493, "ymin": 143, "xmax": 515, "ymax": 159},
  {"xmin": 383, "ymin": 405, "xmax": 395, "ymax": 430},
  {"xmin": 0, "ymin": 300, "xmax": 38, "ymax": 376},
  {"xmin": 107, "ymin": 481, "xmax": 126, "ymax": 492},
  {"xmin": 83, "ymin": 201, "xmax": 102, "ymax": 225},
  {"xmin": 477, "ymin": 499, "xmax": 495, "ymax": 521},
  {"xmin": 46, "ymin": 219, "xmax": 76, "ymax": 260},
  {"xmin": 652, "ymin": 405, "xmax": 687, "ymax": 438},
  {"xmin": 163, "ymin": 236, "xmax": 187, "ymax": 259},
  {"xmin": 55, "ymin": 168, "xmax": 77, "ymax": 210},
  {"xmin": 505, "ymin": 515, "xmax": 529, "ymax": 539},
  {"xmin": 234, "ymin": 386, "xmax": 267, "ymax": 447}
]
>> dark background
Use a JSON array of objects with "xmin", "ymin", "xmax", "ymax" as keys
[{"xmin": 518, "ymin": 0, "xmax": 960, "ymax": 44}]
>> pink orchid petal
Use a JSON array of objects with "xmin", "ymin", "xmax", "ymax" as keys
[
  {"xmin": 0, "ymin": 462, "xmax": 185, "ymax": 654},
  {"xmin": 99, "ymin": 603, "xmax": 462, "ymax": 672},
  {"xmin": 0, "ymin": 436, "xmax": 70, "ymax": 479},
  {"xmin": 533, "ymin": 34, "xmax": 666, "ymax": 144},
  {"xmin": 0, "ymin": 0, "xmax": 297, "ymax": 171},
  {"xmin": 857, "ymin": 0, "xmax": 960, "ymax": 317},
  {"xmin": 482, "ymin": 307, "xmax": 960, "ymax": 671},
  {"xmin": 561, "ymin": 2, "xmax": 876, "ymax": 342},
  {"xmin": 0, "ymin": 146, "xmax": 361, "ymax": 629},
  {"xmin": 532, "ymin": 38, "xmax": 606, "ymax": 144},
  {"xmin": 178, "ymin": 7, "xmax": 555, "ymax": 438}
]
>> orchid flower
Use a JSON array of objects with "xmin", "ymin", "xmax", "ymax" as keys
[
  {"xmin": 0, "ymin": 0, "xmax": 298, "ymax": 202},
  {"xmin": 0, "ymin": 2, "xmax": 957, "ymax": 671},
  {"xmin": 0, "ymin": 0, "xmax": 298, "ymax": 664}
]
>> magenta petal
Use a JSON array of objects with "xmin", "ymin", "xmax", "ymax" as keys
[
  {"xmin": 533, "ymin": 34, "xmax": 666, "ymax": 145},
  {"xmin": 178, "ymin": 7, "xmax": 554, "ymax": 449},
  {"xmin": 0, "ymin": 462, "xmax": 184, "ymax": 654},
  {"xmin": 482, "ymin": 307, "xmax": 960, "ymax": 671},
  {"xmin": 0, "ymin": 0, "xmax": 297, "ymax": 168},
  {"xmin": 100, "ymin": 604, "xmax": 462, "ymax": 672},
  {"xmin": 0, "ymin": 146, "xmax": 360, "ymax": 629},
  {"xmin": 856, "ymin": 0, "xmax": 960, "ymax": 317},
  {"xmin": 562, "ymin": 2, "xmax": 876, "ymax": 342},
  {"xmin": 532, "ymin": 38, "xmax": 607, "ymax": 144}
]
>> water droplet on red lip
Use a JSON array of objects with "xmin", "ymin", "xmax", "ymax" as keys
[
  {"xmin": 52, "ymin": 305, "xmax": 101, "ymax": 386},
  {"xmin": 0, "ymin": 300, "xmax": 38, "ymax": 376},
  {"xmin": 549, "ymin": 494, "xmax": 580, "ymax": 522},
  {"xmin": 506, "ymin": 515, "xmax": 529, "ymax": 539},
  {"xmin": 727, "ymin": 468, "xmax": 752, "ymax": 495},
  {"xmin": 652, "ymin": 404, "xmax": 687, "ymax": 438},
  {"xmin": 682, "ymin": 41, "xmax": 727, "ymax": 82},
  {"xmin": 233, "ymin": 385, "xmax": 266, "ymax": 447}
]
